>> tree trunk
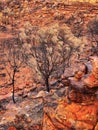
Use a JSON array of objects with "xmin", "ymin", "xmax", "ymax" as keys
[
  {"xmin": 45, "ymin": 77, "xmax": 50, "ymax": 92},
  {"xmin": 12, "ymin": 82, "xmax": 16, "ymax": 103},
  {"xmin": 12, "ymin": 69, "xmax": 16, "ymax": 103}
]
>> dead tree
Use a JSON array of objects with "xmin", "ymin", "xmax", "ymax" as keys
[
  {"xmin": 5, "ymin": 38, "xmax": 25, "ymax": 103},
  {"xmin": 30, "ymin": 37, "xmax": 63, "ymax": 92},
  {"xmin": 19, "ymin": 23, "xmax": 81, "ymax": 92}
]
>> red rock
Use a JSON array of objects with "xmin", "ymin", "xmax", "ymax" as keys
[
  {"xmin": 8, "ymin": 126, "xmax": 17, "ymax": 130},
  {"xmin": 71, "ymin": 71, "xmax": 83, "ymax": 81},
  {"xmin": 84, "ymin": 74, "xmax": 98, "ymax": 88},
  {"xmin": 95, "ymin": 122, "xmax": 98, "ymax": 130},
  {"xmin": 75, "ymin": 121, "xmax": 94, "ymax": 130},
  {"xmin": 83, "ymin": 56, "xmax": 98, "ymax": 88},
  {"xmin": 42, "ymin": 113, "xmax": 58, "ymax": 130},
  {"xmin": 90, "ymin": 56, "xmax": 98, "ymax": 79},
  {"xmin": 43, "ymin": 100, "xmax": 98, "ymax": 129}
]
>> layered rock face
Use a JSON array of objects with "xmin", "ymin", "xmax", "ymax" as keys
[
  {"xmin": 43, "ymin": 100, "xmax": 98, "ymax": 130},
  {"xmin": 43, "ymin": 56, "xmax": 98, "ymax": 130},
  {"xmin": 67, "ymin": 56, "xmax": 98, "ymax": 102},
  {"xmin": 84, "ymin": 56, "xmax": 98, "ymax": 88}
]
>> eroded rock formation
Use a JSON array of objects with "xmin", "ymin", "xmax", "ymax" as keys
[{"xmin": 42, "ymin": 56, "xmax": 98, "ymax": 130}]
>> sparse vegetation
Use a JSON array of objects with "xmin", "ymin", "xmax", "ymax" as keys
[
  {"xmin": 0, "ymin": 0, "xmax": 98, "ymax": 130},
  {"xmin": 4, "ymin": 38, "xmax": 25, "ymax": 103},
  {"xmin": 87, "ymin": 16, "xmax": 98, "ymax": 55}
]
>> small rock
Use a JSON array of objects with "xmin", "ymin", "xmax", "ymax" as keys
[
  {"xmin": 22, "ymin": 94, "xmax": 28, "ymax": 98},
  {"xmin": 36, "ymin": 90, "xmax": 48, "ymax": 98},
  {"xmin": 8, "ymin": 126, "xmax": 17, "ymax": 130}
]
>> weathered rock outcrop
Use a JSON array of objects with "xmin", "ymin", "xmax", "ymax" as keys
[
  {"xmin": 42, "ymin": 56, "xmax": 98, "ymax": 130},
  {"xmin": 84, "ymin": 56, "xmax": 98, "ymax": 88},
  {"xmin": 43, "ymin": 99, "xmax": 98, "ymax": 130}
]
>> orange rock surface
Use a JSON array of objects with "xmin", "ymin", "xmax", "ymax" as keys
[
  {"xmin": 84, "ymin": 56, "xmax": 98, "ymax": 88},
  {"xmin": 8, "ymin": 126, "xmax": 17, "ymax": 130},
  {"xmin": 84, "ymin": 74, "xmax": 98, "ymax": 88},
  {"xmin": 43, "ymin": 100, "xmax": 98, "ymax": 130}
]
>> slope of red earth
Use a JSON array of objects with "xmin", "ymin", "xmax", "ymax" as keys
[{"xmin": 0, "ymin": 1, "xmax": 98, "ymax": 130}]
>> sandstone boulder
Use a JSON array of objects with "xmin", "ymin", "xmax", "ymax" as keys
[{"xmin": 84, "ymin": 56, "xmax": 98, "ymax": 88}]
